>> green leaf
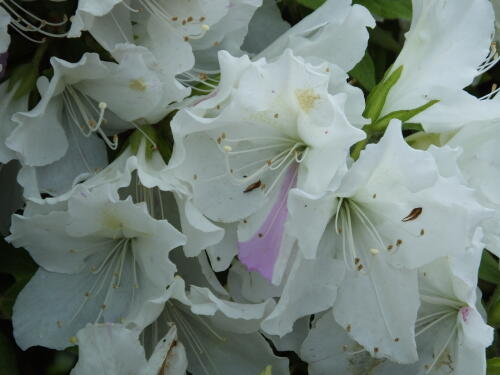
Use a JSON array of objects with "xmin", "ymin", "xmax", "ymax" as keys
[
  {"xmin": 7, "ymin": 42, "xmax": 48, "ymax": 100},
  {"xmin": 349, "ymin": 53, "xmax": 376, "ymax": 90},
  {"xmin": 370, "ymin": 27, "xmax": 401, "ymax": 53},
  {"xmin": 488, "ymin": 358, "xmax": 500, "ymax": 375},
  {"xmin": 259, "ymin": 365, "xmax": 272, "ymax": 375},
  {"xmin": 402, "ymin": 123, "xmax": 424, "ymax": 132},
  {"xmin": 480, "ymin": 250, "xmax": 500, "ymax": 284},
  {"xmin": 296, "ymin": 0, "xmax": 325, "ymax": 9},
  {"xmin": 369, "ymin": 99, "xmax": 439, "ymax": 132},
  {"xmin": 0, "ymin": 240, "xmax": 37, "ymax": 319},
  {"xmin": 0, "ymin": 331, "xmax": 19, "ymax": 375},
  {"xmin": 354, "ymin": 0, "xmax": 412, "ymax": 20},
  {"xmin": 7, "ymin": 64, "xmax": 39, "ymax": 100},
  {"xmin": 363, "ymin": 65, "xmax": 403, "ymax": 122},
  {"xmin": 488, "ymin": 285, "xmax": 500, "ymax": 327}
]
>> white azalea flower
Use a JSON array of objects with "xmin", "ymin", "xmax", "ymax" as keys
[
  {"xmin": 327, "ymin": 121, "xmax": 489, "ymax": 363},
  {"xmin": 139, "ymin": 259, "xmax": 290, "ymax": 375},
  {"xmin": 379, "ymin": 0, "xmax": 495, "ymax": 119},
  {"xmin": 301, "ymin": 231, "xmax": 492, "ymax": 375},
  {"xmin": 8, "ymin": 184, "xmax": 186, "ymax": 350},
  {"xmin": 5, "ymin": 49, "xmax": 183, "ymax": 198},
  {"xmin": 256, "ymin": 0, "xmax": 375, "ymax": 72},
  {"xmin": 45, "ymin": 133, "xmax": 226, "ymax": 259},
  {"xmin": 170, "ymin": 49, "xmax": 364, "ymax": 284},
  {"xmin": 71, "ymin": 323, "xmax": 187, "ymax": 375},
  {"xmin": 70, "ymin": 0, "xmax": 261, "ymax": 76}
]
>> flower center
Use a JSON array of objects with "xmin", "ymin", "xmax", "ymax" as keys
[
  {"xmin": 295, "ymin": 88, "xmax": 321, "ymax": 112},
  {"xmin": 217, "ymin": 133, "xmax": 307, "ymax": 197}
]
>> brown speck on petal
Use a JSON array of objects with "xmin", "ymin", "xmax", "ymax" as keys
[{"xmin": 402, "ymin": 207, "xmax": 422, "ymax": 222}]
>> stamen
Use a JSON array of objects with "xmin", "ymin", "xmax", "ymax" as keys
[
  {"xmin": 478, "ymin": 42, "xmax": 499, "ymax": 74},
  {"xmin": 425, "ymin": 324, "xmax": 457, "ymax": 374},
  {"xmin": 1, "ymin": 0, "xmax": 68, "ymax": 40},
  {"xmin": 415, "ymin": 311, "xmax": 455, "ymax": 337},
  {"xmin": 136, "ymin": 0, "xmax": 210, "ymax": 41}
]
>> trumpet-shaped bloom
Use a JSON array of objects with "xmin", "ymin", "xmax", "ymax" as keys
[
  {"xmin": 140, "ymin": 266, "xmax": 289, "ymax": 375},
  {"xmin": 170, "ymin": 49, "xmax": 364, "ymax": 283},
  {"xmin": 327, "ymin": 121, "xmax": 489, "ymax": 363},
  {"xmin": 70, "ymin": 0, "xmax": 262, "ymax": 75},
  {"xmin": 71, "ymin": 323, "xmax": 187, "ymax": 375},
  {"xmin": 5, "ymin": 49, "xmax": 185, "ymax": 198},
  {"xmin": 300, "ymin": 231, "xmax": 492, "ymax": 375},
  {"xmin": 381, "ymin": 0, "xmax": 495, "ymax": 118},
  {"xmin": 8, "ymin": 185, "xmax": 186, "ymax": 350}
]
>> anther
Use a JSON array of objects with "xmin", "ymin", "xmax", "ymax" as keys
[
  {"xmin": 223, "ymin": 145, "xmax": 232, "ymax": 152},
  {"xmin": 69, "ymin": 336, "xmax": 78, "ymax": 344},
  {"xmin": 369, "ymin": 248, "xmax": 379, "ymax": 256},
  {"xmin": 201, "ymin": 24, "xmax": 210, "ymax": 32}
]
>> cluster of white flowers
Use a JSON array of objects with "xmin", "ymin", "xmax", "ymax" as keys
[{"xmin": 1, "ymin": 0, "xmax": 500, "ymax": 374}]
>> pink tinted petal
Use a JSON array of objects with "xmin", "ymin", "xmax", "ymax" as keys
[
  {"xmin": 238, "ymin": 165, "xmax": 297, "ymax": 281},
  {"xmin": 460, "ymin": 306, "xmax": 471, "ymax": 323}
]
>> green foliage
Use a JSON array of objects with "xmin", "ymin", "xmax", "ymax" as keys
[
  {"xmin": 7, "ymin": 42, "xmax": 47, "ymax": 100},
  {"xmin": 354, "ymin": 0, "xmax": 412, "ymax": 20},
  {"xmin": 349, "ymin": 53, "xmax": 376, "ymax": 90},
  {"xmin": 0, "ymin": 240, "xmax": 37, "ymax": 319},
  {"xmin": 488, "ymin": 358, "xmax": 500, "ymax": 375},
  {"xmin": 0, "ymin": 331, "xmax": 19, "ymax": 375},
  {"xmin": 260, "ymin": 365, "xmax": 272, "ymax": 375},
  {"xmin": 296, "ymin": 0, "xmax": 325, "ymax": 10},
  {"xmin": 481, "ymin": 251, "xmax": 500, "ymax": 285},
  {"xmin": 363, "ymin": 65, "xmax": 403, "ymax": 122},
  {"xmin": 369, "ymin": 99, "xmax": 439, "ymax": 132}
]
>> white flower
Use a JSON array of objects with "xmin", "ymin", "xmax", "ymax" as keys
[
  {"xmin": 300, "ymin": 231, "xmax": 493, "ymax": 375},
  {"xmin": 5, "ymin": 50, "xmax": 181, "ymax": 198},
  {"xmin": 71, "ymin": 323, "xmax": 187, "ymax": 375},
  {"xmin": 140, "ymin": 270, "xmax": 290, "ymax": 375},
  {"xmin": 70, "ymin": 0, "xmax": 262, "ymax": 75},
  {"xmin": 379, "ymin": 0, "xmax": 495, "ymax": 120},
  {"xmin": 8, "ymin": 184, "xmax": 186, "ymax": 350},
  {"xmin": 47, "ymin": 133, "xmax": 226, "ymax": 259},
  {"xmin": 329, "ymin": 121, "xmax": 488, "ymax": 363},
  {"xmin": 170, "ymin": 49, "xmax": 364, "ymax": 284},
  {"xmin": 256, "ymin": 0, "xmax": 375, "ymax": 72}
]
